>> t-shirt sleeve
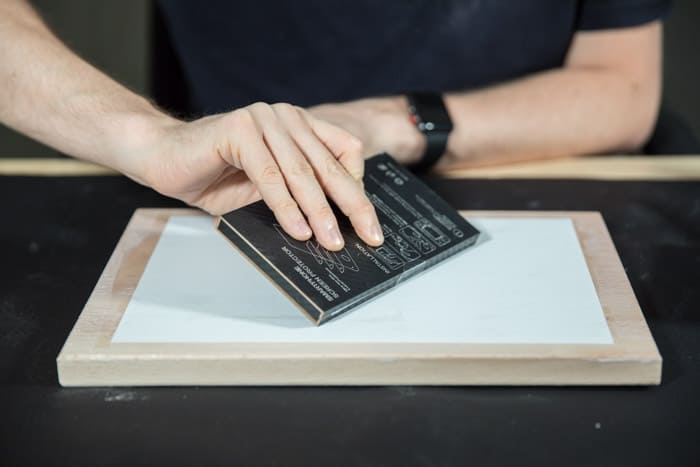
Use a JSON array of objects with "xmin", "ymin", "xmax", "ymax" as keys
[{"xmin": 577, "ymin": 0, "xmax": 672, "ymax": 30}]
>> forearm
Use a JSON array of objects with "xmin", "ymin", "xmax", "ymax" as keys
[
  {"xmin": 438, "ymin": 67, "xmax": 660, "ymax": 169},
  {"xmin": 0, "ymin": 1, "xmax": 383, "ymax": 248},
  {"xmin": 435, "ymin": 22, "xmax": 662, "ymax": 170},
  {"xmin": 0, "ymin": 0, "xmax": 172, "ymax": 182}
]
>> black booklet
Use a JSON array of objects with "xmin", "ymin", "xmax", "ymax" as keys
[{"xmin": 217, "ymin": 153, "xmax": 480, "ymax": 325}]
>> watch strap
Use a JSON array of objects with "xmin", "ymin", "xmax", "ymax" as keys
[{"xmin": 407, "ymin": 92, "xmax": 452, "ymax": 172}]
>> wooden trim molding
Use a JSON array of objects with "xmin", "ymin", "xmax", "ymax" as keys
[
  {"xmin": 433, "ymin": 156, "xmax": 700, "ymax": 180},
  {"xmin": 2, "ymin": 156, "xmax": 700, "ymax": 180},
  {"xmin": 0, "ymin": 158, "xmax": 116, "ymax": 176}
]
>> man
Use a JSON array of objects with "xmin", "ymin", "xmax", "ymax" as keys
[{"xmin": 0, "ymin": 0, "xmax": 668, "ymax": 250}]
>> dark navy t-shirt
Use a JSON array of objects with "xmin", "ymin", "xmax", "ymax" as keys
[{"xmin": 157, "ymin": 0, "xmax": 670, "ymax": 115}]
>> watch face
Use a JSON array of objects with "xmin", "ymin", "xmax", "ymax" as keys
[{"xmin": 411, "ymin": 93, "xmax": 453, "ymax": 133}]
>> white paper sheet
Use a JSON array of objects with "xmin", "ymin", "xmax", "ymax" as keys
[{"xmin": 111, "ymin": 216, "xmax": 612, "ymax": 344}]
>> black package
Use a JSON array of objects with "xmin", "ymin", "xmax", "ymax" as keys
[{"xmin": 217, "ymin": 153, "xmax": 480, "ymax": 325}]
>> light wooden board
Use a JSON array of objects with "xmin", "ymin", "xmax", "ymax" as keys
[
  {"xmin": 0, "ymin": 158, "xmax": 116, "ymax": 176},
  {"xmin": 3, "ymin": 156, "xmax": 700, "ymax": 180},
  {"xmin": 56, "ymin": 209, "xmax": 662, "ymax": 386},
  {"xmin": 434, "ymin": 155, "xmax": 700, "ymax": 180}
]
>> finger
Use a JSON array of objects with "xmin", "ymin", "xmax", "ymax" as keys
[
  {"xmin": 236, "ymin": 123, "xmax": 313, "ymax": 241},
  {"xmin": 281, "ymin": 107, "xmax": 383, "ymax": 247},
  {"xmin": 191, "ymin": 172, "xmax": 262, "ymax": 215},
  {"xmin": 301, "ymin": 112, "xmax": 366, "ymax": 181},
  {"xmin": 253, "ymin": 103, "xmax": 344, "ymax": 250}
]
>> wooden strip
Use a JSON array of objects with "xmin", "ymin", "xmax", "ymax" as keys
[
  {"xmin": 0, "ymin": 158, "xmax": 117, "ymax": 176},
  {"xmin": 2, "ymin": 156, "xmax": 700, "ymax": 180},
  {"xmin": 434, "ymin": 156, "xmax": 700, "ymax": 180}
]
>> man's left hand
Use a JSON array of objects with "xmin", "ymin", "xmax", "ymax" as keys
[{"xmin": 308, "ymin": 96, "xmax": 425, "ymax": 165}]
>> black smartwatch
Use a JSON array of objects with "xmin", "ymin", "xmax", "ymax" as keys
[{"xmin": 406, "ymin": 92, "xmax": 453, "ymax": 172}]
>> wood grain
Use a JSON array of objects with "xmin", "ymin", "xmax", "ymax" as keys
[{"xmin": 56, "ymin": 209, "xmax": 662, "ymax": 386}]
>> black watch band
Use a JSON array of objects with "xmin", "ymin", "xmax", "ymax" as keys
[{"xmin": 407, "ymin": 92, "xmax": 453, "ymax": 172}]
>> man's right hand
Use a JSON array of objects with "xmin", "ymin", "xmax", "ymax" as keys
[
  {"xmin": 0, "ymin": 1, "xmax": 383, "ymax": 250},
  {"xmin": 139, "ymin": 102, "xmax": 384, "ymax": 251}
]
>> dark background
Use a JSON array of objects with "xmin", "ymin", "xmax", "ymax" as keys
[{"xmin": 0, "ymin": 0, "xmax": 698, "ymax": 157}]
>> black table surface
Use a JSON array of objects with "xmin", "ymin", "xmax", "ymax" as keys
[{"xmin": 1, "ymin": 175, "xmax": 698, "ymax": 466}]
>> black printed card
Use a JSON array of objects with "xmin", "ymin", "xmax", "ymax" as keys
[{"xmin": 217, "ymin": 153, "xmax": 480, "ymax": 325}]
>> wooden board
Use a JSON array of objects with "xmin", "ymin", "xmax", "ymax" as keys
[
  {"xmin": 56, "ymin": 209, "xmax": 662, "ymax": 386},
  {"xmin": 3, "ymin": 156, "xmax": 700, "ymax": 180},
  {"xmin": 434, "ymin": 155, "xmax": 700, "ymax": 180}
]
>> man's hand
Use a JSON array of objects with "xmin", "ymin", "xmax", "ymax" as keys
[
  {"xmin": 140, "ymin": 103, "xmax": 384, "ymax": 251},
  {"xmin": 308, "ymin": 97, "xmax": 425, "ymax": 166},
  {"xmin": 0, "ymin": 2, "xmax": 382, "ymax": 251}
]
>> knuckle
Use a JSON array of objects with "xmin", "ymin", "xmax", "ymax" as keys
[
  {"xmin": 293, "ymin": 105, "xmax": 310, "ymax": 119},
  {"xmin": 227, "ymin": 108, "xmax": 254, "ymax": 129},
  {"xmin": 248, "ymin": 101, "xmax": 273, "ymax": 117},
  {"xmin": 249, "ymin": 101, "xmax": 269, "ymax": 111},
  {"xmin": 258, "ymin": 164, "xmax": 283, "ymax": 185},
  {"xmin": 271, "ymin": 102, "xmax": 295, "ymax": 115},
  {"xmin": 288, "ymin": 161, "xmax": 316, "ymax": 179}
]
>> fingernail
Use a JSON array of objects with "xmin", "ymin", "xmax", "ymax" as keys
[
  {"xmin": 328, "ymin": 224, "xmax": 343, "ymax": 248},
  {"xmin": 297, "ymin": 218, "xmax": 312, "ymax": 238},
  {"xmin": 370, "ymin": 223, "xmax": 384, "ymax": 244}
]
